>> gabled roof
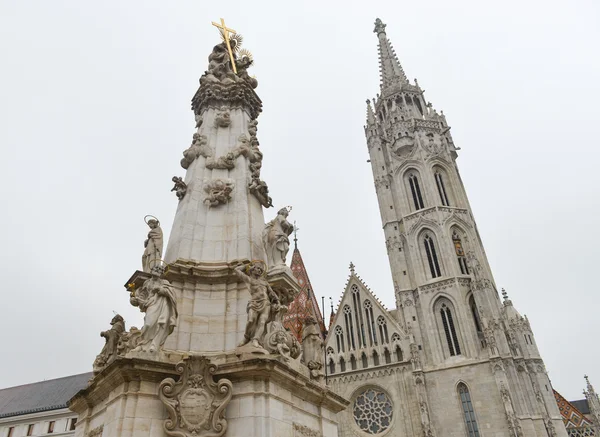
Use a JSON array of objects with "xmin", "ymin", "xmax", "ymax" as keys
[
  {"xmin": 285, "ymin": 246, "xmax": 325, "ymax": 341},
  {"xmin": 325, "ymin": 266, "xmax": 406, "ymax": 351},
  {"xmin": 0, "ymin": 372, "xmax": 92, "ymax": 418}
]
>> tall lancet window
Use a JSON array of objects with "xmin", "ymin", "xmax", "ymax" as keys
[
  {"xmin": 424, "ymin": 234, "xmax": 442, "ymax": 278},
  {"xmin": 335, "ymin": 326, "xmax": 345, "ymax": 353},
  {"xmin": 435, "ymin": 170, "xmax": 450, "ymax": 206},
  {"xmin": 343, "ymin": 305, "xmax": 356, "ymax": 350},
  {"xmin": 408, "ymin": 173, "xmax": 425, "ymax": 210},
  {"xmin": 377, "ymin": 316, "xmax": 389, "ymax": 344},
  {"xmin": 439, "ymin": 302, "xmax": 461, "ymax": 356},
  {"xmin": 364, "ymin": 300, "xmax": 378, "ymax": 346},
  {"xmin": 452, "ymin": 231, "xmax": 469, "ymax": 275},
  {"xmin": 458, "ymin": 383, "xmax": 480, "ymax": 437},
  {"xmin": 352, "ymin": 285, "xmax": 367, "ymax": 348}
]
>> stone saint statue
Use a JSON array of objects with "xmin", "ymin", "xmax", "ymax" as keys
[
  {"xmin": 130, "ymin": 268, "xmax": 178, "ymax": 353},
  {"xmin": 142, "ymin": 218, "xmax": 163, "ymax": 273},
  {"xmin": 234, "ymin": 262, "xmax": 279, "ymax": 349},
  {"xmin": 93, "ymin": 314, "xmax": 125, "ymax": 374},
  {"xmin": 302, "ymin": 317, "xmax": 325, "ymax": 382},
  {"xmin": 263, "ymin": 208, "xmax": 293, "ymax": 269}
]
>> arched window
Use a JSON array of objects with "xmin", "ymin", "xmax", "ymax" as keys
[
  {"xmin": 361, "ymin": 352, "xmax": 368, "ymax": 368},
  {"xmin": 395, "ymin": 346, "xmax": 403, "ymax": 362},
  {"xmin": 373, "ymin": 351, "xmax": 380, "ymax": 366},
  {"xmin": 377, "ymin": 316, "xmax": 389, "ymax": 344},
  {"xmin": 438, "ymin": 301, "xmax": 461, "ymax": 356},
  {"xmin": 335, "ymin": 326, "xmax": 345, "ymax": 353},
  {"xmin": 329, "ymin": 359, "xmax": 335, "ymax": 374},
  {"xmin": 350, "ymin": 355, "xmax": 357, "ymax": 370},
  {"xmin": 435, "ymin": 170, "xmax": 450, "ymax": 206},
  {"xmin": 343, "ymin": 305, "xmax": 356, "ymax": 350},
  {"xmin": 469, "ymin": 295, "xmax": 482, "ymax": 335},
  {"xmin": 424, "ymin": 234, "xmax": 442, "ymax": 278},
  {"xmin": 452, "ymin": 231, "xmax": 469, "ymax": 275},
  {"xmin": 340, "ymin": 357, "xmax": 346, "ymax": 372},
  {"xmin": 458, "ymin": 383, "xmax": 480, "ymax": 437},
  {"xmin": 408, "ymin": 172, "xmax": 425, "ymax": 210},
  {"xmin": 364, "ymin": 300, "xmax": 378, "ymax": 346},
  {"xmin": 352, "ymin": 285, "xmax": 367, "ymax": 348},
  {"xmin": 384, "ymin": 349, "xmax": 391, "ymax": 364}
]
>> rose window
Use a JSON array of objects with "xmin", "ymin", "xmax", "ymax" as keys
[{"xmin": 353, "ymin": 388, "xmax": 393, "ymax": 434}]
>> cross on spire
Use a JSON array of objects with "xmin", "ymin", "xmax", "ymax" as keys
[
  {"xmin": 293, "ymin": 221, "xmax": 299, "ymax": 249},
  {"xmin": 212, "ymin": 18, "xmax": 238, "ymax": 74},
  {"xmin": 349, "ymin": 262, "xmax": 355, "ymax": 274}
]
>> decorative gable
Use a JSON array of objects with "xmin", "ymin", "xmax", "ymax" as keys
[{"xmin": 325, "ymin": 269, "xmax": 410, "ymax": 375}]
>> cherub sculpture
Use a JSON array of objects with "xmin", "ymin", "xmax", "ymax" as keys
[{"xmin": 171, "ymin": 176, "xmax": 187, "ymax": 201}]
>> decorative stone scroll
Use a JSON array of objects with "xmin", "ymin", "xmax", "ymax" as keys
[{"xmin": 159, "ymin": 356, "xmax": 233, "ymax": 437}]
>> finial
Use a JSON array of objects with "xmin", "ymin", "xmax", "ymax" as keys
[
  {"xmin": 501, "ymin": 288, "xmax": 508, "ymax": 301},
  {"xmin": 349, "ymin": 262, "xmax": 355, "ymax": 274},
  {"xmin": 293, "ymin": 221, "xmax": 299, "ymax": 249},
  {"xmin": 374, "ymin": 18, "xmax": 386, "ymax": 34}
]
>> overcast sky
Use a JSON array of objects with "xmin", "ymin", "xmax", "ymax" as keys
[{"xmin": 0, "ymin": 0, "xmax": 598, "ymax": 401}]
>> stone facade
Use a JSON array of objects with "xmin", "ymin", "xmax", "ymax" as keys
[{"xmin": 323, "ymin": 18, "xmax": 569, "ymax": 437}]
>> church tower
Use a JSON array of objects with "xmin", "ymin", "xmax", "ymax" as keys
[{"xmin": 324, "ymin": 18, "xmax": 567, "ymax": 437}]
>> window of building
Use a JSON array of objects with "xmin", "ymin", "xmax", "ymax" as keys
[
  {"xmin": 440, "ymin": 302, "xmax": 461, "ymax": 356},
  {"xmin": 408, "ymin": 173, "xmax": 425, "ymax": 210},
  {"xmin": 48, "ymin": 421, "xmax": 55, "ymax": 433},
  {"xmin": 335, "ymin": 326, "xmax": 345, "ymax": 353},
  {"xmin": 329, "ymin": 359, "xmax": 335, "ymax": 374},
  {"xmin": 377, "ymin": 316, "xmax": 389, "ymax": 344},
  {"xmin": 452, "ymin": 231, "xmax": 469, "ymax": 275},
  {"xmin": 70, "ymin": 418, "xmax": 77, "ymax": 431},
  {"xmin": 384, "ymin": 349, "xmax": 391, "ymax": 364},
  {"xmin": 353, "ymin": 388, "xmax": 393, "ymax": 435},
  {"xmin": 396, "ymin": 346, "xmax": 403, "ymax": 362},
  {"xmin": 362, "ymin": 352, "xmax": 368, "ymax": 368},
  {"xmin": 340, "ymin": 357, "xmax": 346, "ymax": 372},
  {"xmin": 458, "ymin": 383, "xmax": 480, "ymax": 437},
  {"xmin": 27, "ymin": 424, "xmax": 34, "ymax": 436},
  {"xmin": 343, "ymin": 305, "xmax": 356, "ymax": 350},
  {"xmin": 424, "ymin": 234, "xmax": 442, "ymax": 278},
  {"xmin": 469, "ymin": 295, "xmax": 482, "ymax": 335},
  {"xmin": 7, "ymin": 427, "xmax": 14, "ymax": 437},
  {"xmin": 352, "ymin": 285, "xmax": 367, "ymax": 348},
  {"xmin": 435, "ymin": 170, "xmax": 450, "ymax": 206},
  {"xmin": 351, "ymin": 355, "xmax": 357, "ymax": 370},
  {"xmin": 364, "ymin": 300, "xmax": 378, "ymax": 346},
  {"xmin": 373, "ymin": 351, "xmax": 380, "ymax": 366}
]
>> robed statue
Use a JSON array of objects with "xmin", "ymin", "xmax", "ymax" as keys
[
  {"xmin": 142, "ymin": 217, "xmax": 163, "ymax": 273},
  {"xmin": 131, "ymin": 268, "xmax": 178, "ymax": 354},
  {"xmin": 263, "ymin": 207, "xmax": 293, "ymax": 269}
]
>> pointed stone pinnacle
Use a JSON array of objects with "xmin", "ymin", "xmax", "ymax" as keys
[{"xmin": 373, "ymin": 18, "xmax": 408, "ymax": 90}]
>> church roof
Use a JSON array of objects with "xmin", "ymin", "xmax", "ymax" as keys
[
  {"xmin": 553, "ymin": 390, "xmax": 593, "ymax": 428},
  {"xmin": 285, "ymin": 245, "xmax": 325, "ymax": 341},
  {"xmin": 0, "ymin": 372, "xmax": 92, "ymax": 418}
]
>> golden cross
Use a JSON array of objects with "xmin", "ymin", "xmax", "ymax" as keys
[{"xmin": 211, "ymin": 18, "xmax": 237, "ymax": 74}]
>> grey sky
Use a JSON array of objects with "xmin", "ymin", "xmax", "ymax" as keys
[{"xmin": 0, "ymin": 0, "xmax": 598, "ymax": 401}]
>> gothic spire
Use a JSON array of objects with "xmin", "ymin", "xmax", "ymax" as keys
[
  {"xmin": 373, "ymin": 18, "xmax": 408, "ymax": 90},
  {"xmin": 366, "ymin": 99, "xmax": 376, "ymax": 126}
]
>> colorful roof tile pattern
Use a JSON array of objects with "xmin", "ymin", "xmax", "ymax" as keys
[
  {"xmin": 554, "ymin": 390, "xmax": 594, "ymax": 428},
  {"xmin": 285, "ymin": 246, "xmax": 325, "ymax": 342}
]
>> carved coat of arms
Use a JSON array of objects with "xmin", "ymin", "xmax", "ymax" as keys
[{"xmin": 159, "ymin": 356, "xmax": 233, "ymax": 437}]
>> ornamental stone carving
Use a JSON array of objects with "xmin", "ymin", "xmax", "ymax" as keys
[
  {"xmin": 263, "ymin": 207, "xmax": 293, "ymax": 270},
  {"xmin": 130, "ymin": 267, "xmax": 178, "ymax": 354},
  {"xmin": 171, "ymin": 176, "xmax": 187, "ymax": 201},
  {"xmin": 500, "ymin": 383, "xmax": 523, "ymax": 437},
  {"xmin": 181, "ymin": 133, "xmax": 212, "ymax": 170},
  {"xmin": 159, "ymin": 356, "xmax": 233, "ymax": 437},
  {"xmin": 86, "ymin": 426, "xmax": 103, "ymax": 437},
  {"xmin": 302, "ymin": 316, "xmax": 325, "ymax": 382},
  {"xmin": 93, "ymin": 314, "xmax": 125, "ymax": 375},
  {"xmin": 203, "ymin": 178, "xmax": 234, "ymax": 207},
  {"xmin": 293, "ymin": 423, "xmax": 322, "ymax": 437},
  {"xmin": 214, "ymin": 108, "xmax": 231, "ymax": 127},
  {"xmin": 249, "ymin": 178, "xmax": 272, "ymax": 208},
  {"xmin": 142, "ymin": 216, "xmax": 163, "ymax": 273}
]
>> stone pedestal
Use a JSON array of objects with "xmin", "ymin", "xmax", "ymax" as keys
[{"xmin": 69, "ymin": 354, "xmax": 347, "ymax": 437}]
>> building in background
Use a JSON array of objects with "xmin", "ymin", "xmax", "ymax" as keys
[{"xmin": 0, "ymin": 373, "xmax": 90, "ymax": 437}]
